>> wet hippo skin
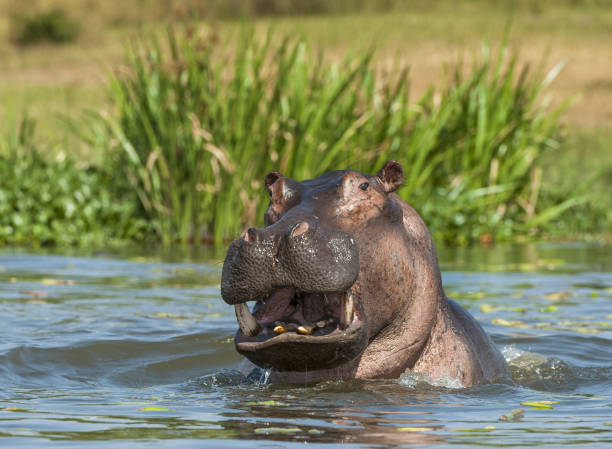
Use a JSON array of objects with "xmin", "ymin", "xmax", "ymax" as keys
[{"xmin": 221, "ymin": 161, "xmax": 509, "ymax": 386}]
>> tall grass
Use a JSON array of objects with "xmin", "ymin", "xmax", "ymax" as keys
[{"xmin": 95, "ymin": 27, "xmax": 573, "ymax": 245}]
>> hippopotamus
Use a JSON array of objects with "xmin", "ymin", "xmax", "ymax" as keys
[{"xmin": 221, "ymin": 161, "xmax": 509, "ymax": 386}]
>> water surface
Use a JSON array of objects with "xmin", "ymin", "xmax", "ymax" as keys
[{"xmin": 0, "ymin": 243, "xmax": 610, "ymax": 448}]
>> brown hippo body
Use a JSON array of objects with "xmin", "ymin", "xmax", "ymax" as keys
[{"xmin": 221, "ymin": 162, "xmax": 509, "ymax": 387}]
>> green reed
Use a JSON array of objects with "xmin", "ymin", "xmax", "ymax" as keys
[{"xmin": 96, "ymin": 27, "xmax": 573, "ymax": 245}]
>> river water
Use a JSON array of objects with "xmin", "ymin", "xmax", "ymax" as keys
[{"xmin": 0, "ymin": 243, "xmax": 610, "ymax": 448}]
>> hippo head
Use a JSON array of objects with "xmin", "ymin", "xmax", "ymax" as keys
[
  {"xmin": 221, "ymin": 160, "xmax": 427, "ymax": 373},
  {"xmin": 222, "ymin": 160, "xmax": 511, "ymax": 385}
]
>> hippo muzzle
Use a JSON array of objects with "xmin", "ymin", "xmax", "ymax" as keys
[{"xmin": 221, "ymin": 218, "xmax": 367, "ymax": 371}]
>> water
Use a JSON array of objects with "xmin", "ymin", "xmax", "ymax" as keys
[{"xmin": 0, "ymin": 243, "xmax": 610, "ymax": 448}]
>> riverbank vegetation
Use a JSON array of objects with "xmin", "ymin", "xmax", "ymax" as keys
[
  {"xmin": 91, "ymin": 28, "xmax": 576, "ymax": 245},
  {"xmin": 0, "ymin": 114, "xmax": 149, "ymax": 246},
  {"xmin": 0, "ymin": 1, "xmax": 610, "ymax": 247}
]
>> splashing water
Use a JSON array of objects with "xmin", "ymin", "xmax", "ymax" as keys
[{"xmin": 398, "ymin": 371, "xmax": 465, "ymax": 390}]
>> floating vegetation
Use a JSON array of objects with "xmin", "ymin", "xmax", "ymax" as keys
[
  {"xmin": 492, "ymin": 318, "xmax": 530, "ymax": 329},
  {"xmin": 137, "ymin": 406, "xmax": 177, "ymax": 412},
  {"xmin": 538, "ymin": 305, "xmax": 559, "ymax": 312},
  {"xmin": 254, "ymin": 427, "xmax": 301, "ymax": 435},
  {"xmin": 453, "ymin": 426, "xmax": 496, "ymax": 432},
  {"xmin": 448, "ymin": 291, "xmax": 488, "ymax": 301},
  {"xmin": 244, "ymin": 400, "xmax": 287, "ymax": 406},
  {"xmin": 480, "ymin": 304, "xmax": 527, "ymax": 313},
  {"xmin": 544, "ymin": 292, "xmax": 571, "ymax": 301},
  {"xmin": 520, "ymin": 401, "xmax": 558, "ymax": 410},
  {"xmin": 1, "ymin": 407, "xmax": 29, "ymax": 413},
  {"xmin": 499, "ymin": 408, "xmax": 524, "ymax": 422},
  {"xmin": 41, "ymin": 279, "xmax": 75, "ymax": 285}
]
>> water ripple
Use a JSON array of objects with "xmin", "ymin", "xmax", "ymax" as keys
[{"xmin": 0, "ymin": 245, "xmax": 610, "ymax": 447}]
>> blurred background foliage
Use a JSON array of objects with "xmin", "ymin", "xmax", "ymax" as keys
[
  {"xmin": 0, "ymin": 0, "xmax": 610, "ymax": 247},
  {"xmin": 10, "ymin": 8, "xmax": 79, "ymax": 45}
]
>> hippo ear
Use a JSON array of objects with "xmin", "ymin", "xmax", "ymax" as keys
[
  {"xmin": 265, "ymin": 171, "xmax": 282, "ymax": 190},
  {"xmin": 376, "ymin": 160, "xmax": 404, "ymax": 193}
]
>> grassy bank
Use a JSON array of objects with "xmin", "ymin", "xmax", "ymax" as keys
[
  {"xmin": 2, "ymin": 27, "xmax": 608, "ymax": 247},
  {"xmin": 0, "ymin": 2, "xmax": 610, "ymax": 246}
]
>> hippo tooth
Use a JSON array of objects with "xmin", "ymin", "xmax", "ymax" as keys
[
  {"xmin": 297, "ymin": 325, "xmax": 316, "ymax": 335},
  {"xmin": 340, "ymin": 289, "xmax": 354, "ymax": 329},
  {"xmin": 234, "ymin": 303, "xmax": 261, "ymax": 336},
  {"xmin": 274, "ymin": 322, "xmax": 298, "ymax": 334}
]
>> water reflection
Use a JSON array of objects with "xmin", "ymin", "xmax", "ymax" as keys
[
  {"xmin": 438, "ymin": 241, "xmax": 612, "ymax": 273},
  {"xmin": 208, "ymin": 380, "xmax": 448, "ymax": 446}
]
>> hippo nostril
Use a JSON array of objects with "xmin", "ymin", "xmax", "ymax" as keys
[
  {"xmin": 244, "ymin": 228, "xmax": 259, "ymax": 243},
  {"xmin": 290, "ymin": 221, "xmax": 309, "ymax": 238}
]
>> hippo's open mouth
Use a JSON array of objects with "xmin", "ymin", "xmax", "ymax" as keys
[{"xmin": 233, "ymin": 287, "xmax": 367, "ymax": 371}]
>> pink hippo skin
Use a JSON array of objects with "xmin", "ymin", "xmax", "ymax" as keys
[{"xmin": 221, "ymin": 161, "xmax": 509, "ymax": 386}]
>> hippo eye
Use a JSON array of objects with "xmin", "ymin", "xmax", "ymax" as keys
[{"xmin": 359, "ymin": 182, "xmax": 369, "ymax": 191}]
